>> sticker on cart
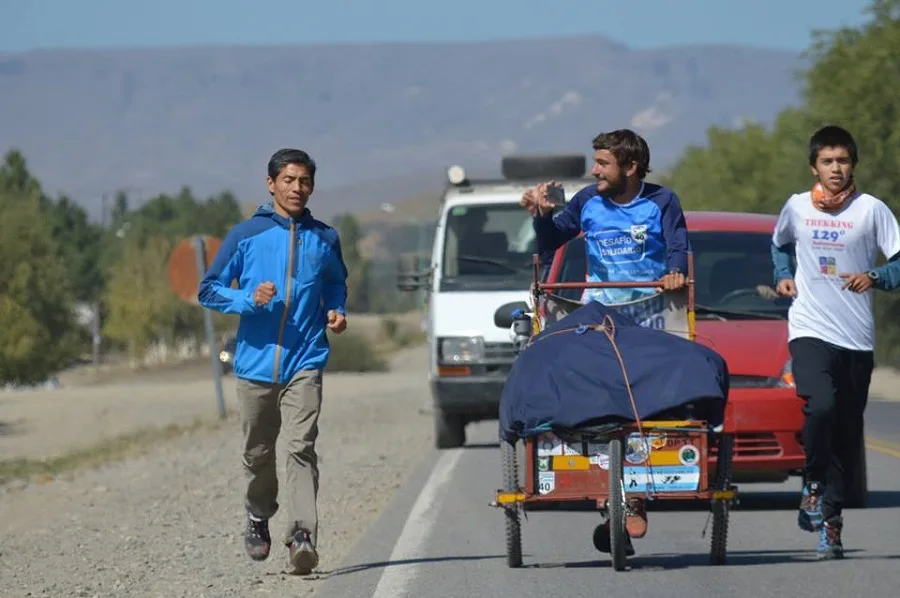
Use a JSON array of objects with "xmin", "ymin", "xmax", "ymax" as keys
[
  {"xmin": 537, "ymin": 472, "xmax": 556, "ymax": 495},
  {"xmin": 678, "ymin": 444, "xmax": 700, "ymax": 466},
  {"xmin": 623, "ymin": 466, "xmax": 700, "ymax": 492},
  {"xmin": 589, "ymin": 453, "xmax": 610, "ymax": 470},
  {"xmin": 649, "ymin": 433, "xmax": 668, "ymax": 450},
  {"xmin": 536, "ymin": 433, "xmax": 563, "ymax": 457},
  {"xmin": 625, "ymin": 434, "xmax": 651, "ymax": 464},
  {"xmin": 562, "ymin": 441, "xmax": 583, "ymax": 456},
  {"xmin": 537, "ymin": 456, "xmax": 550, "ymax": 472},
  {"xmin": 587, "ymin": 441, "xmax": 609, "ymax": 455}
]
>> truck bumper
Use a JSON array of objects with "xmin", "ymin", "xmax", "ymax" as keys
[
  {"xmin": 718, "ymin": 387, "xmax": 806, "ymax": 482},
  {"xmin": 430, "ymin": 375, "xmax": 506, "ymax": 421}
]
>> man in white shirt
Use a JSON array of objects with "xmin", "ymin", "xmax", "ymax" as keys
[{"xmin": 772, "ymin": 125, "xmax": 900, "ymax": 560}]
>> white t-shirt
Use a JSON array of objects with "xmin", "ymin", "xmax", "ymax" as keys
[{"xmin": 772, "ymin": 191, "xmax": 900, "ymax": 352}]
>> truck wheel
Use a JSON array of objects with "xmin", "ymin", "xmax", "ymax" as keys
[
  {"xmin": 434, "ymin": 410, "xmax": 465, "ymax": 449},
  {"xmin": 845, "ymin": 434, "xmax": 868, "ymax": 509}
]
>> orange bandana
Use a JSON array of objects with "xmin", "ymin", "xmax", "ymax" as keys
[{"xmin": 811, "ymin": 179, "xmax": 856, "ymax": 213}]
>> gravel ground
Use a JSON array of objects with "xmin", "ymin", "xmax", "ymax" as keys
[{"xmin": 0, "ymin": 344, "xmax": 433, "ymax": 597}]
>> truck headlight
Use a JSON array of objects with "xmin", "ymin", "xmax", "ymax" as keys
[{"xmin": 439, "ymin": 336, "xmax": 484, "ymax": 363}]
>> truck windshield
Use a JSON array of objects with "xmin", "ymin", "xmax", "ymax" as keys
[
  {"xmin": 440, "ymin": 202, "xmax": 537, "ymax": 291},
  {"xmin": 555, "ymin": 231, "xmax": 793, "ymax": 319}
]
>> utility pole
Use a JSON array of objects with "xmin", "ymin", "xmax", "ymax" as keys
[{"xmin": 92, "ymin": 192, "xmax": 109, "ymax": 373}]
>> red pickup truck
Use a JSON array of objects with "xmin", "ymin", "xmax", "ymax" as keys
[{"xmin": 542, "ymin": 210, "xmax": 867, "ymax": 506}]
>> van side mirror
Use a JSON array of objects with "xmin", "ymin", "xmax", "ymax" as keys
[
  {"xmin": 396, "ymin": 253, "xmax": 432, "ymax": 292},
  {"xmin": 494, "ymin": 301, "xmax": 530, "ymax": 329}
]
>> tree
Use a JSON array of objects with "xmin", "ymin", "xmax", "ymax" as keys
[
  {"xmin": 0, "ymin": 151, "xmax": 106, "ymax": 303},
  {"xmin": 661, "ymin": 109, "xmax": 813, "ymax": 214},
  {"xmin": 0, "ymin": 150, "xmax": 41, "ymax": 197},
  {"xmin": 0, "ymin": 190, "xmax": 81, "ymax": 384},
  {"xmin": 102, "ymin": 235, "xmax": 184, "ymax": 359},
  {"xmin": 333, "ymin": 213, "xmax": 372, "ymax": 312},
  {"xmin": 44, "ymin": 195, "xmax": 106, "ymax": 302}
]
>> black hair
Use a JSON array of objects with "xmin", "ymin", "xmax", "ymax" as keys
[
  {"xmin": 267, "ymin": 148, "xmax": 317, "ymax": 183},
  {"xmin": 809, "ymin": 125, "xmax": 858, "ymax": 167}
]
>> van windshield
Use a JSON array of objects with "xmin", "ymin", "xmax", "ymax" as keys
[{"xmin": 440, "ymin": 202, "xmax": 537, "ymax": 291}]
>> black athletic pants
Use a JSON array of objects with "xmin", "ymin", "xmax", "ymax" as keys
[{"xmin": 789, "ymin": 336, "xmax": 874, "ymax": 519}]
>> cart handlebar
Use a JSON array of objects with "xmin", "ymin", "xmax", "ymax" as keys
[{"xmin": 537, "ymin": 280, "xmax": 675, "ymax": 290}]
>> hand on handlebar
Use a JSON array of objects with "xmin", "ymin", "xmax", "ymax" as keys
[{"xmin": 660, "ymin": 271, "xmax": 686, "ymax": 292}]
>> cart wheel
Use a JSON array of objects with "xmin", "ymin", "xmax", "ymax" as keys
[
  {"xmin": 608, "ymin": 437, "xmax": 628, "ymax": 572},
  {"xmin": 710, "ymin": 434, "xmax": 734, "ymax": 566},
  {"xmin": 502, "ymin": 439, "xmax": 523, "ymax": 568}
]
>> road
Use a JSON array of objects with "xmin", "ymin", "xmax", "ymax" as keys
[{"xmin": 313, "ymin": 400, "xmax": 900, "ymax": 598}]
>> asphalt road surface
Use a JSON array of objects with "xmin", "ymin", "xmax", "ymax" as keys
[{"xmin": 313, "ymin": 400, "xmax": 900, "ymax": 598}]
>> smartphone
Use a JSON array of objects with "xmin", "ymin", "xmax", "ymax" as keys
[{"xmin": 546, "ymin": 184, "xmax": 566, "ymax": 206}]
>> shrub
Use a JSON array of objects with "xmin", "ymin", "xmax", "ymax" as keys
[{"xmin": 325, "ymin": 330, "xmax": 388, "ymax": 373}]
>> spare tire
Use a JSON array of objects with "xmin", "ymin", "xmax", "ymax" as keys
[{"xmin": 502, "ymin": 154, "xmax": 586, "ymax": 181}]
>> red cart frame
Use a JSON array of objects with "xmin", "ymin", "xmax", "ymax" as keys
[{"xmin": 492, "ymin": 252, "xmax": 737, "ymax": 571}]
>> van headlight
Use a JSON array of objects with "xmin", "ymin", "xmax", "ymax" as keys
[{"xmin": 439, "ymin": 336, "xmax": 484, "ymax": 363}]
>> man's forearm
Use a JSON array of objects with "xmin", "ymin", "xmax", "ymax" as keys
[
  {"xmin": 198, "ymin": 281, "xmax": 257, "ymax": 315},
  {"xmin": 533, "ymin": 210, "xmax": 576, "ymax": 260},
  {"xmin": 872, "ymin": 254, "xmax": 900, "ymax": 291},
  {"xmin": 666, "ymin": 251, "xmax": 689, "ymax": 274},
  {"xmin": 771, "ymin": 242, "xmax": 795, "ymax": 283}
]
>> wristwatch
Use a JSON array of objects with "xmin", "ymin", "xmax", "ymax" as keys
[{"xmin": 868, "ymin": 270, "xmax": 879, "ymax": 282}]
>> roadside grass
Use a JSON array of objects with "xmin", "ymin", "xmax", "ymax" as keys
[
  {"xmin": 0, "ymin": 311, "xmax": 426, "ymax": 488},
  {"xmin": 0, "ymin": 414, "xmax": 234, "ymax": 488}
]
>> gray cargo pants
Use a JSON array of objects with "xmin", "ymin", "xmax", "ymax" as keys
[{"xmin": 237, "ymin": 369, "xmax": 322, "ymax": 547}]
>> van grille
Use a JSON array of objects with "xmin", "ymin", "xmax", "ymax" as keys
[{"xmin": 484, "ymin": 342, "xmax": 516, "ymax": 363}]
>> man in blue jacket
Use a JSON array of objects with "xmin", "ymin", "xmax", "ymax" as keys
[
  {"xmin": 521, "ymin": 128, "xmax": 690, "ymax": 328},
  {"xmin": 198, "ymin": 148, "xmax": 348, "ymax": 575}
]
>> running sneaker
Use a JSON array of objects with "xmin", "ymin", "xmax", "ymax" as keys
[
  {"xmin": 816, "ymin": 516, "xmax": 844, "ymax": 560},
  {"xmin": 798, "ymin": 481, "xmax": 824, "ymax": 532},
  {"xmin": 244, "ymin": 516, "xmax": 271, "ymax": 561},
  {"xmin": 289, "ymin": 529, "xmax": 319, "ymax": 575}
]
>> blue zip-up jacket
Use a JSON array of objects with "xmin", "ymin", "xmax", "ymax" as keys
[
  {"xmin": 198, "ymin": 203, "xmax": 348, "ymax": 384},
  {"xmin": 534, "ymin": 182, "xmax": 690, "ymax": 304}
]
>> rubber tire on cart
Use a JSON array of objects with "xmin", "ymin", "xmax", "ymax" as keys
[
  {"xmin": 434, "ymin": 409, "xmax": 465, "ymax": 449},
  {"xmin": 607, "ymin": 437, "xmax": 628, "ymax": 572},
  {"xmin": 502, "ymin": 439, "xmax": 523, "ymax": 568},
  {"xmin": 501, "ymin": 154, "xmax": 586, "ymax": 181},
  {"xmin": 710, "ymin": 434, "xmax": 734, "ymax": 566}
]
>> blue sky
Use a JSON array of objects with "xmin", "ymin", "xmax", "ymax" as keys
[{"xmin": 2, "ymin": 0, "xmax": 874, "ymax": 53}]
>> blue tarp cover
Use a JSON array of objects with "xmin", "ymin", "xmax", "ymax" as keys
[{"xmin": 498, "ymin": 300, "xmax": 730, "ymax": 443}]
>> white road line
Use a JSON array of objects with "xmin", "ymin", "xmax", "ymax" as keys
[{"xmin": 371, "ymin": 448, "xmax": 466, "ymax": 598}]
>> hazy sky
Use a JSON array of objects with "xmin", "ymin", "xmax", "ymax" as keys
[{"xmin": 2, "ymin": 0, "xmax": 874, "ymax": 53}]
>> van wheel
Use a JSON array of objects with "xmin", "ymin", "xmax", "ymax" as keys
[{"xmin": 435, "ymin": 410, "xmax": 466, "ymax": 449}]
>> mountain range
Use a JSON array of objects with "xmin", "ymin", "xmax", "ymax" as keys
[{"xmin": 0, "ymin": 36, "xmax": 807, "ymax": 223}]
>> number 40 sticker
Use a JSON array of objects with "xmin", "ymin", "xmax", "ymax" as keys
[{"xmin": 538, "ymin": 472, "xmax": 555, "ymax": 495}]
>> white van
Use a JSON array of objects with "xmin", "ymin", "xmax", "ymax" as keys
[{"xmin": 399, "ymin": 154, "xmax": 592, "ymax": 448}]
